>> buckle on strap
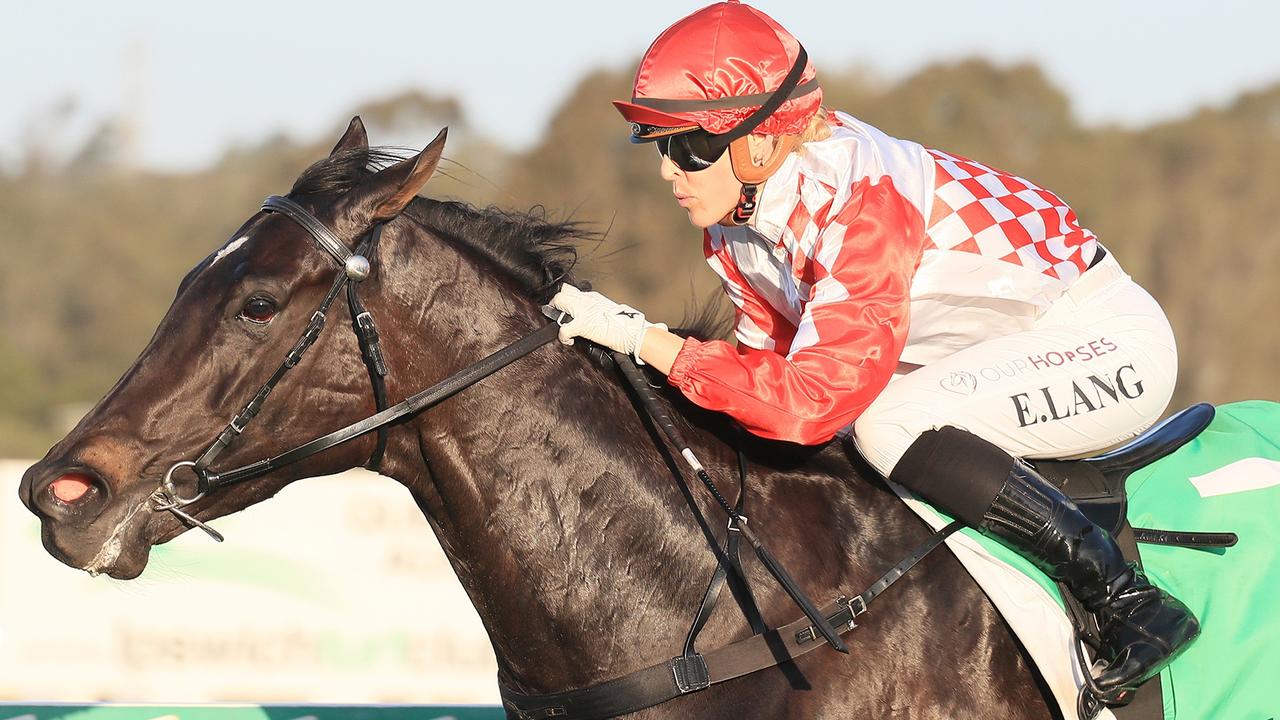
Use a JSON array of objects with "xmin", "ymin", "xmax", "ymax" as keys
[
  {"xmin": 796, "ymin": 595, "xmax": 863, "ymax": 645},
  {"xmin": 355, "ymin": 311, "xmax": 389, "ymax": 376},
  {"xmin": 847, "ymin": 594, "xmax": 868, "ymax": 618},
  {"xmin": 670, "ymin": 653, "xmax": 710, "ymax": 693}
]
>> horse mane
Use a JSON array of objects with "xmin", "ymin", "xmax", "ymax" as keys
[{"xmin": 290, "ymin": 146, "xmax": 726, "ymax": 340}]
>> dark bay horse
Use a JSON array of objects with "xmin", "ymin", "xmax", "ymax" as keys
[{"xmin": 19, "ymin": 119, "xmax": 1056, "ymax": 718}]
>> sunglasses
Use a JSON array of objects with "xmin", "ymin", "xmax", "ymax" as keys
[{"xmin": 653, "ymin": 129, "xmax": 731, "ymax": 173}]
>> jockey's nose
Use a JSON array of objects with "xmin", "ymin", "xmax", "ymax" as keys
[{"xmin": 659, "ymin": 154, "xmax": 680, "ymax": 182}]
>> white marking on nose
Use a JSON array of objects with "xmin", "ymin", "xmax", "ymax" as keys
[
  {"xmin": 1188, "ymin": 457, "xmax": 1280, "ymax": 498},
  {"xmin": 210, "ymin": 235, "xmax": 250, "ymax": 267}
]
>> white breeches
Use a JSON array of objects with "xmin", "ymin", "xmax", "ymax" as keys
[{"xmin": 853, "ymin": 251, "xmax": 1178, "ymax": 478}]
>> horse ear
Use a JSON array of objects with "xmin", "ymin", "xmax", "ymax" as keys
[
  {"xmin": 331, "ymin": 116, "xmax": 369, "ymax": 156},
  {"xmin": 360, "ymin": 127, "xmax": 448, "ymax": 223}
]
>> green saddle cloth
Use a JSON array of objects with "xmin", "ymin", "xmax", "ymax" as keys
[{"xmin": 919, "ymin": 400, "xmax": 1280, "ymax": 718}]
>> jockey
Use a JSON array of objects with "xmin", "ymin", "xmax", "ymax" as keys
[{"xmin": 548, "ymin": 0, "xmax": 1198, "ymax": 699}]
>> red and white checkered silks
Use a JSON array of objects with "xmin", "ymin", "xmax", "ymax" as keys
[
  {"xmin": 926, "ymin": 149, "xmax": 1097, "ymax": 282},
  {"xmin": 667, "ymin": 111, "xmax": 1110, "ymax": 445}
]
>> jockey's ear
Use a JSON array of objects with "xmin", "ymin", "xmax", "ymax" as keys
[
  {"xmin": 330, "ymin": 116, "xmax": 369, "ymax": 156},
  {"xmin": 346, "ymin": 127, "xmax": 447, "ymax": 225},
  {"xmin": 746, "ymin": 134, "xmax": 777, "ymax": 166},
  {"xmin": 731, "ymin": 133, "xmax": 797, "ymax": 185}
]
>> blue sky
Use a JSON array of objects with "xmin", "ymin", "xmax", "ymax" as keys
[{"xmin": 4, "ymin": 1, "xmax": 1277, "ymax": 171}]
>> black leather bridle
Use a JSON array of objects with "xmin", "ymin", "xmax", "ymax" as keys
[{"xmin": 147, "ymin": 195, "xmax": 561, "ymax": 541}]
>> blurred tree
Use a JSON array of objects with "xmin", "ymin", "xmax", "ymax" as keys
[{"xmin": 1, "ymin": 60, "xmax": 1276, "ymax": 459}]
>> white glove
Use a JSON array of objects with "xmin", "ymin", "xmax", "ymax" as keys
[{"xmin": 548, "ymin": 284, "xmax": 667, "ymax": 364}]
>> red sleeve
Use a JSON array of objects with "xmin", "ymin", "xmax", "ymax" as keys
[{"xmin": 669, "ymin": 177, "xmax": 925, "ymax": 445}]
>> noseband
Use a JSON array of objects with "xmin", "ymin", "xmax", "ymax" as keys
[{"xmin": 150, "ymin": 195, "xmax": 392, "ymax": 540}]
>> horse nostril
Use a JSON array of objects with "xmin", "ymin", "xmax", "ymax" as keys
[{"xmin": 50, "ymin": 472, "xmax": 98, "ymax": 505}]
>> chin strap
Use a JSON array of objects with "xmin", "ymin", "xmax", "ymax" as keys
[
  {"xmin": 727, "ymin": 184, "xmax": 759, "ymax": 225},
  {"xmin": 721, "ymin": 132, "xmax": 803, "ymax": 226}
]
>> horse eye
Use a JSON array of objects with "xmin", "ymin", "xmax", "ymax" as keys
[{"xmin": 240, "ymin": 296, "xmax": 278, "ymax": 323}]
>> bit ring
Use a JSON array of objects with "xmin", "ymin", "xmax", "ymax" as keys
[{"xmin": 160, "ymin": 460, "xmax": 205, "ymax": 506}]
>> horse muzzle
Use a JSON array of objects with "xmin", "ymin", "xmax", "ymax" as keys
[{"xmin": 19, "ymin": 458, "xmax": 155, "ymax": 578}]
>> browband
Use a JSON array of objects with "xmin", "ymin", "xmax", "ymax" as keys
[{"xmin": 262, "ymin": 195, "xmax": 351, "ymax": 266}]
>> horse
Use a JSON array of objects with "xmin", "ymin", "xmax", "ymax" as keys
[{"xmin": 18, "ymin": 118, "xmax": 1058, "ymax": 718}]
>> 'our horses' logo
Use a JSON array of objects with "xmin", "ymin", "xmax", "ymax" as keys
[{"xmin": 939, "ymin": 371, "xmax": 978, "ymax": 395}]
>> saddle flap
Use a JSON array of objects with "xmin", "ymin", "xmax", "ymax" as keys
[{"xmin": 1029, "ymin": 403, "xmax": 1217, "ymax": 539}]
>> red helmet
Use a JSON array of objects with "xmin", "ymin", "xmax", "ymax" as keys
[{"xmin": 613, "ymin": 0, "xmax": 822, "ymax": 137}]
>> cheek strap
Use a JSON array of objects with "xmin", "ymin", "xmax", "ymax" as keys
[{"xmin": 729, "ymin": 134, "xmax": 800, "ymax": 185}]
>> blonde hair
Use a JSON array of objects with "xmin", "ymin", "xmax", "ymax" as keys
[
  {"xmin": 747, "ymin": 108, "xmax": 834, "ymax": 168},
  {"xmin": 797, "ymin": 107, "xmax": 833, "ymax": 145}
]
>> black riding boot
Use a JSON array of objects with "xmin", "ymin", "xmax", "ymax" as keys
[{"xmin": 890, "ymin": 427, "xmax": 1200, "ymax": 697}]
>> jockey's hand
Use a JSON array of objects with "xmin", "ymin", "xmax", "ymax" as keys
[{"xmin": 549, "ymin": 284, "xmax": 667, "ymax": 363}]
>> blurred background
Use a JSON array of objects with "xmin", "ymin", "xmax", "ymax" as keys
[
  {"xmin": 1, "ymin": 0, "xmax": 1278, "ymax": 704},
  {"xmin": 3, "ymin": 0, "xmax": 1279, "ymax": 456}
]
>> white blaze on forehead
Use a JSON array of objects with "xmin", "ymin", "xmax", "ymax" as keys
[{"xmin": 210, "ymin": 235, "xmax": 250, "ymax": 267}]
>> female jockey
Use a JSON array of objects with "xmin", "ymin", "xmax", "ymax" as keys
[{"xmin": 548, "ymin": 0, "xmax": 1197, "ymax": 700}]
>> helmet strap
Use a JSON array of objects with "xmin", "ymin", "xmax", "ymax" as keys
[
  {"xmin": 720, "ymin": 133, "xmax": 801, "ymax": 225},
  {"xmin": 728, "ymin": 134, "xmax": 800, "ymax": 185},
  {"xmin": 724, "ymin": 184, "xmax": 759, "ymax": 226}
]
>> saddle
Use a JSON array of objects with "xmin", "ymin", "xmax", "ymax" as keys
[
  {"xmin": 1027, "ymin": 403, "xmax": 1235, "ymax": 719},
  {"xmin": 1032, "ymin": 402, "xmax": 1231, "ymax": 558}
]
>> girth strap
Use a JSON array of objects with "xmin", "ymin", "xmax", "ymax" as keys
[{"xmin": 499, "ymin": 521, "xmax": 963, "ymax": 720}]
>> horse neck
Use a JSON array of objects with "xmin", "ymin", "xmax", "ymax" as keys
[{"xmin": 371, "ymin": 220, "xmax": 717, "ymax": 693}]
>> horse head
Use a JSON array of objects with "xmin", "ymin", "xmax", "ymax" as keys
[{"xmin": 18, "ymin": 117, "xmax": 456, "ymax": 579}]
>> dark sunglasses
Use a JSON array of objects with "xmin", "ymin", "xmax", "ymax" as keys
[{"xmin": 653, "ymin": 129, "xmax": 731, "ymax": 173}]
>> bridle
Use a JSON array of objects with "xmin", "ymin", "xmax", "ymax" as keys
[
  {"xmin": 148, "ymin": 194, "xmax": 564, "ymax": 541},
  {"xmin": 148, "ymin": 195, "xmax": 391, "ymax": 540}
]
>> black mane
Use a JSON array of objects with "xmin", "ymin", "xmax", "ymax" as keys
[
  {"xmin": 291, "ymin": 147, "xmax": 585, "ymax": 302},
  {"xmin": 408, "ymin": 199, "xmax": 584, "ymax": 303},
  {"xmin": 291, "ymin": 145, "xmax": 726, "ymax": 338}
]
